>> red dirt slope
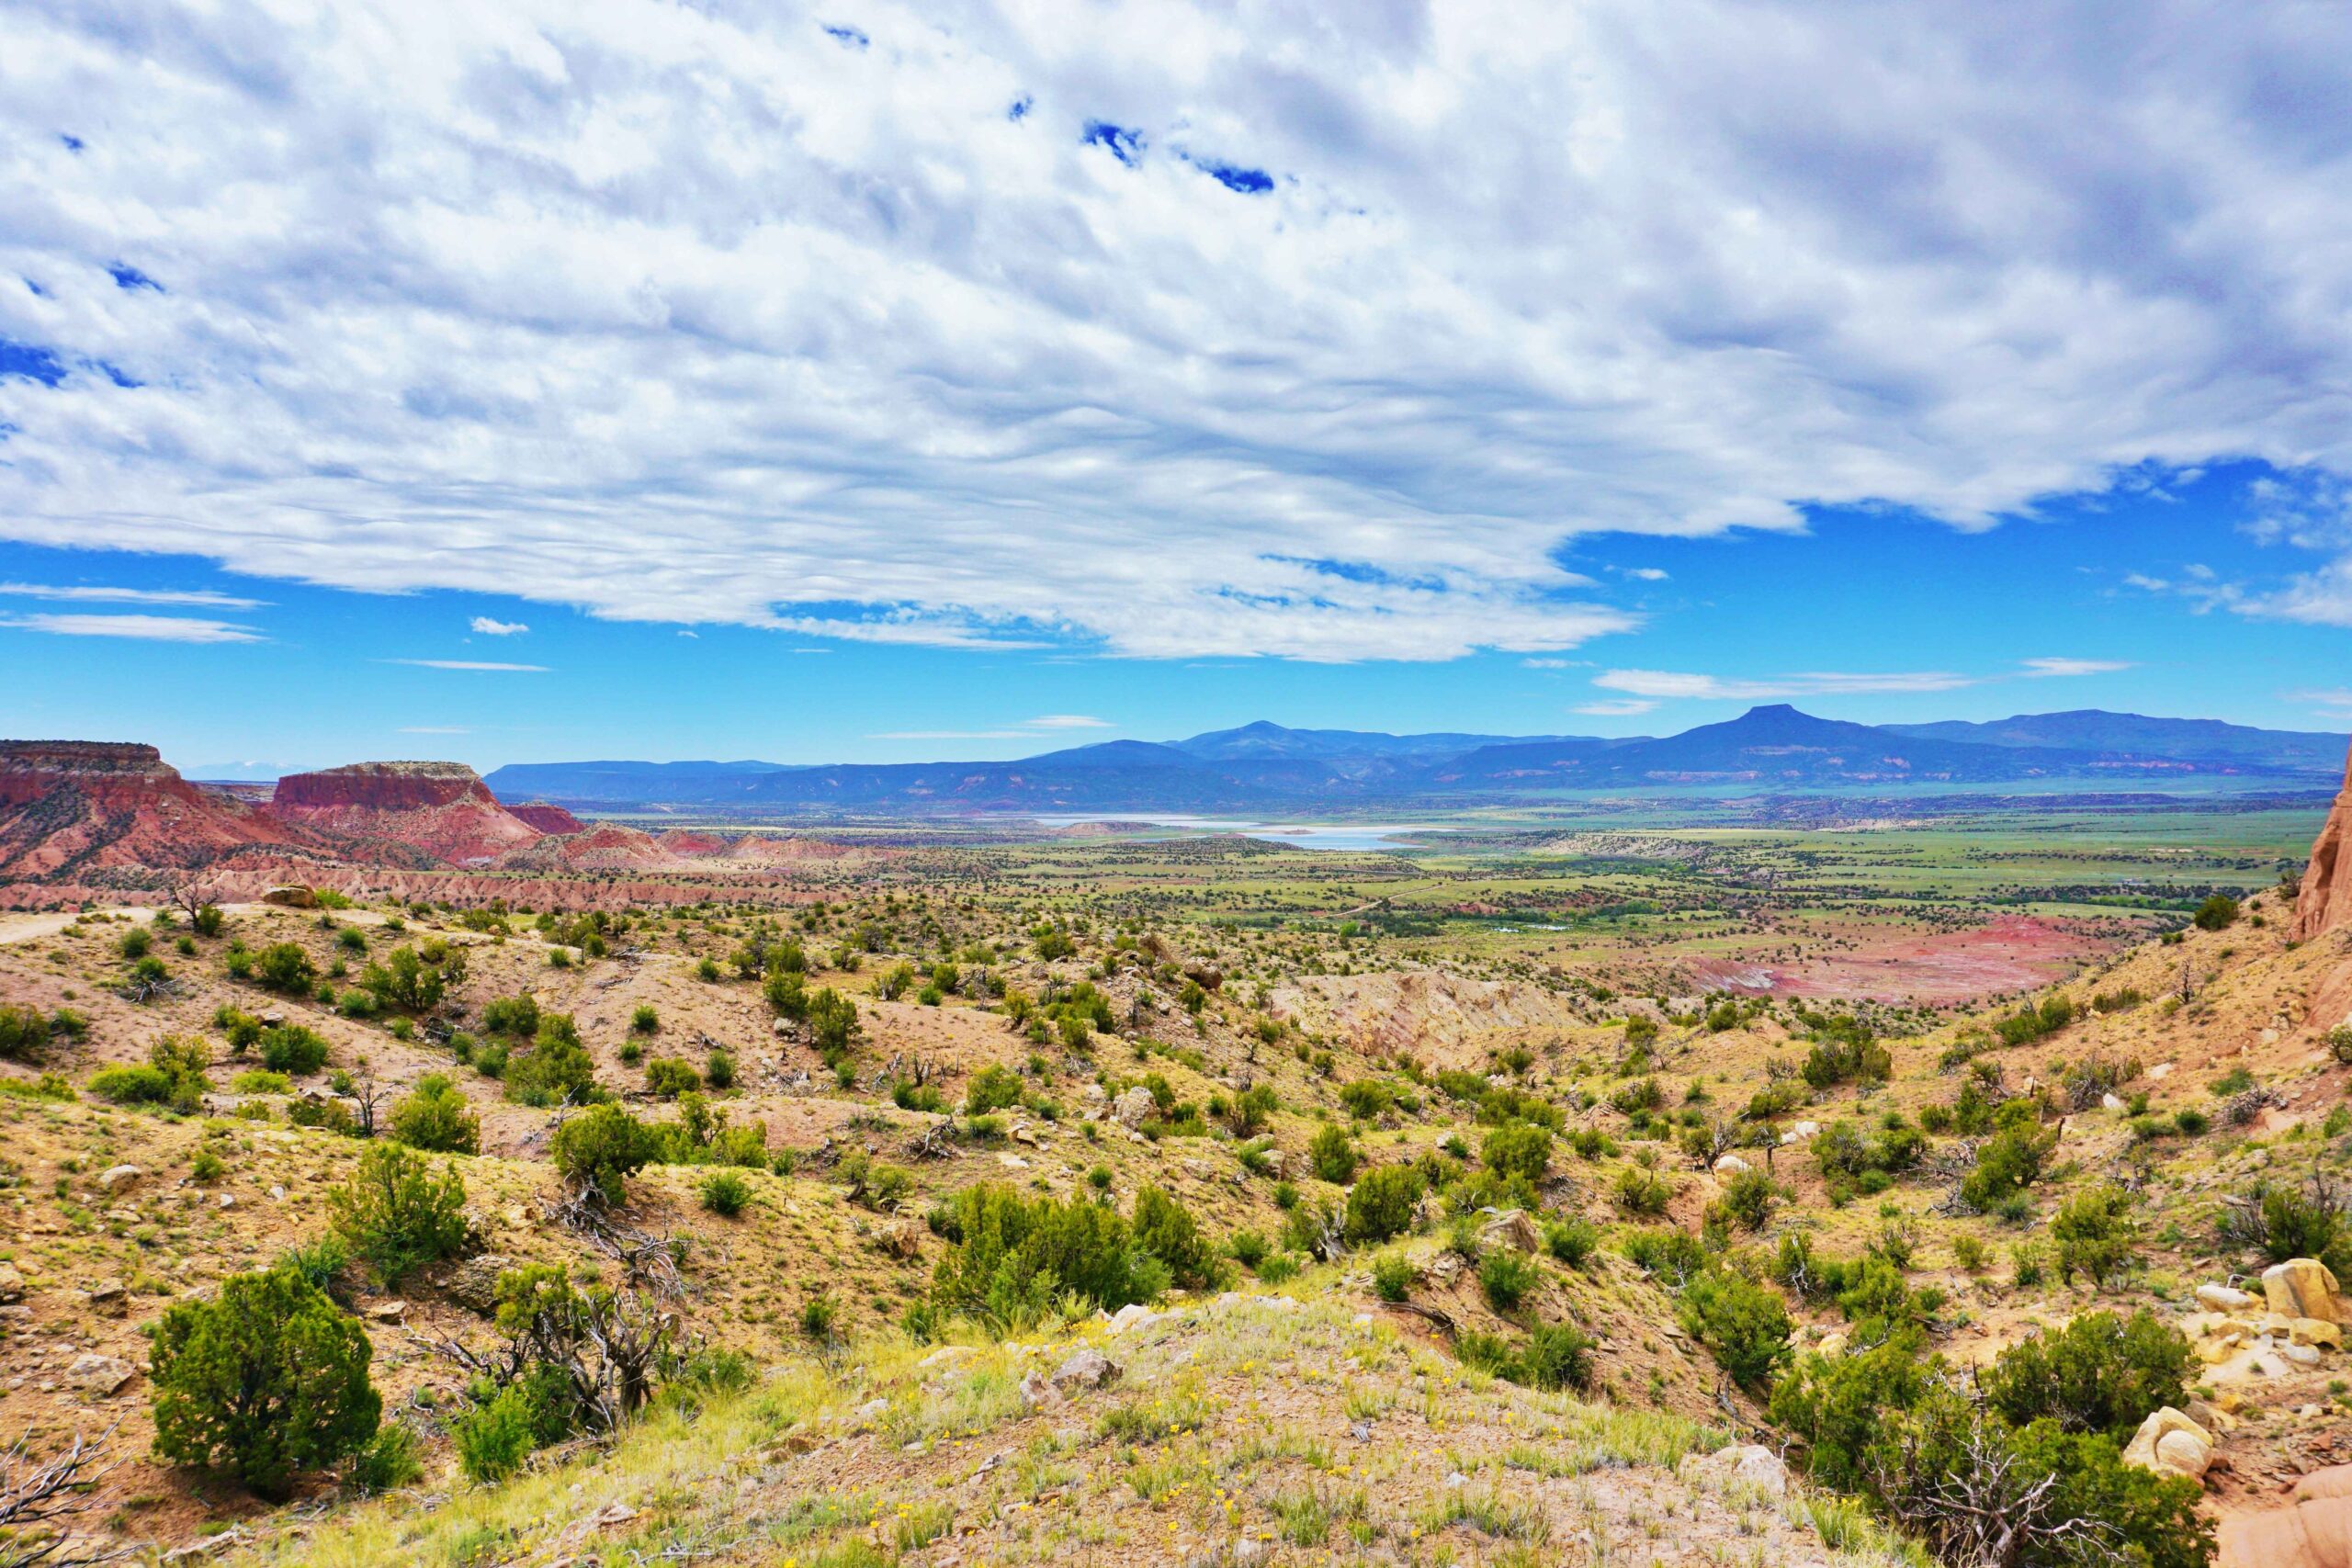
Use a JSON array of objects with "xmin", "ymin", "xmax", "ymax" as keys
[{"xmin": 271, "ymin": 761, "xmax": 541, "ymax": 865}]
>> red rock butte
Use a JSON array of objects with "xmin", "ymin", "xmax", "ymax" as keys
[
  {"xmin": 2293, "ymin": 738, "xmax": 2352, "ymax": 943},
  {"xmin": 272, "ymin": 761, "xmax": 506, "ymax": 812}
]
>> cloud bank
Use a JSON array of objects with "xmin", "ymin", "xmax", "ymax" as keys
[{"xmin": 3, "ymin": 2, "xmax": 2349, "ymax": 660}]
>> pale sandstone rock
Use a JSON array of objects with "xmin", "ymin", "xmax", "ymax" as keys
[
  {"xmin": 1679, "ymin": 1443, "xmax": 1789, "ymax": 1497},
  {"xmin": 2123, "ymin": 1407, "xmax": 2213, "ymax": 1483},
  {"xmin": 2265, "ymin": 1258, "xmax": 2344, "ymax": 1325}
]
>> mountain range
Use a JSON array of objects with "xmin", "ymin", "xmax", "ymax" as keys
[{"xmin": 475, "ymin": 706, "xmax": 2352, "ymax": 813}]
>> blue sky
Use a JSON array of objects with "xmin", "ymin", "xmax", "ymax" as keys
[
  {"xmin": 3, "ymin": 460, "xmax": 2348, "ymax": 773},
  {"xmin": 4, "ymin": 5, "xmax": 2351, "ymax": 773}
]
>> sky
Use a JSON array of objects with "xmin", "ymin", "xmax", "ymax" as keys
[{"xmin": 4, "ymin": 2, "xmax": 2351, "ymax": 773}]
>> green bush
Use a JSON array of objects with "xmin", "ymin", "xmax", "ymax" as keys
[
  {"xmin": 389, "ymin": 1074, "xmax": 481, "ymax": 1154},
  {"xmin": 1481, "ymin": 1122, "xmax": 1551, "ymax": 1183},
  {"xmin": 2192, "ymin": 894, "xmax": 2239, "ymax": 931},
  {"xmin": 345, "ymin": 1423, "xmax": 423, "ymax": 1494},
  {"xmin": 259, "ymin": 1024, "xmax": 330, "ymax": 1077},
  {"xmin": 453, "ymin": 1382, "xmax": 543, "ymax": 1484},
  {"xmin": 966, "ymin": 1064, "xmax": 1023, "ymax": 1114},
  {"xmin": 644, "ymin": 1057, "xmax": 700, "ymax": 1098},
  {"xmin": 551, "ymin": 1103, "xmax": 658, "ymax": 1204},
  {"xmin": 1521, "ymin": 1324, "xmax": 1596, "ymax": 1392},
  {"xmin": 1611, "ymin": 1164, "xmax": 1674, "ymax": 1216},
  {"xmin": 253, "ymin": 942, "xmax": 317, "ymax": 995},
  {"xmin": 1308, "ymin": 1124, "xmax": 1358, "ymax": 1184},
  {"xmin": 1371, "ymin": 1254, "xmax": 1416, "ymax": 1303},
  {"xmin": 1342, "ymin": 1164, "xmax": 1423, "ymax": 1243},
  {"xmin": 2051, "ymin": 1184, "xmax": 2141, "ymax": 1290},
  {"xmin": 1959, "ymin": 1101, "xmax": 2058, "ymax": 1213},
  {"xmin": 1977, "ymin": 1310, "xmax": 2193, "ymax": 1441},
  {"xmin": 1679, "ymin": 1269, "xmax": 1792, "ymax": 1392},
  {"xmin": 504, "ymin": 1015, "xmax": 605, "ymax": 1108},
  {"xmin": 88, "ymin": 1065, "xmax": 175, "ymax": 1106},
  {"xmin": 1478, "ymin": 1248, "xmax": 1541, "ymax": 1311},
  {"xmin": 328, "ymin": 1144, "xmax": 469, "ymax": 1285},
  {"xmin": 149, "ymin": 1266, "xmax": 380, "ymax": 1499},
  {"xmin": 698, "ymin": 1169, "xmax": 752, "ymax": 1217},
  {"xmin": 1544, "ymin": 1216, "xmax": 1599, "ymax": 1269},
  {"xmin": 929, "ymin": 1184, "xmax": 1163, "ymax": 1327},
  {"xmin": 481, "ymin": 994, "xmax": 540, "ymax": 1037},
  {"xmin": 629, "ymin": 1004, "xmax": 660, "ymax": 1035},
  {"xmin": 1132, "ymin": 1184, "xmax": 1229, "ymax": 1291}
]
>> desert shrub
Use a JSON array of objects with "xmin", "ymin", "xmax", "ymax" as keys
[
  {"xmin": 87, "ymin": 1065, "xmax": 175, "ymax": 1106},
  {"xmin": 551, "ymin": 1103, "xmax": 658, "ymax": 1204},
  {"xmin": 149, "ymin": 1265, "xmax": 380, "ymax": 1499},
  {"xmin": 1309, "ymin": 1124, "xmax": 1359, "ymax": 1184},
  {"xmin": 2192, "ymin": 893, "xmax": 2239, "ymax": 931},
  {"xmin": 1372, "ymin": 1254, "xmax": 1416, "ymax": 1303},
  {"xmin": 1132, "ymin": 1184, "xmax": 1229, "ymax": 1291},
  {"xmin": 0, "ymin": 1004, "xmax": 58, "ymax": 1062},
  {"xmin": 1708, "ymin": 1168, "xmax": 1779, "ymax": 1233},
  {"xmin": 805, "ymin": 988, "xmax": 863, "ymax": 1069},
  {"xmin": 252, "ymin": 942, "xmax": 317, "ymax": 995},
  {"xmin": 389, "ymin": 1074, "xmax": 480, "ymax": 1154},
  {"xmin": 1978, "ymin": 1309, "xmax": 2192, "ymax": 1440},
  {"xmin": 705, "ymin": 1048, "xmax": 736, "ymax": 1090},
  {"xmin": 504, "ymin": 1015, "xmax": 604, "ymax": 1108},
  {"xmin": 328, "ymin": 1144, "xmax": 469, "ymax": 1285},
  {"xmin": 2219, "ymin": 1171, "xmax": 2352, "ymax": 1273},
  {"xmin": 1340, "ymin": 1078, "xmax": 1394, "ymax": 1120},
  {"xmin": 1770, "ymin": 1337, "xmax": 1932, "ymax": 1492},
  {"xmin": 1611, "ymin": 1164, "xmax": 1674, "ymax": 1216},
  {"xmin": 1478, "ymin": 1248, "xmax": 1542, "ymax": 1311},
  {"xmin": 453, "ymin": 1379, "xmax": 554, "ymax": 1484},
  {"xmin": 1800, "ymin": 1029, "xmax": 1893, "ymax": 1089},
  {"xmin": 345, "ymin": 1423, "xmax": 423, "ymax": 1494},
  {"xmin": 481, "ymin": 994, "xmax": 540, "ymax": 1037},
  {"xmin": 2051, "ymin": 1184, "xmax": 2141, "ymax": 1290},
  {"xmin": 1228, "ymin": 1229, "xmax": 1271, "ymax": 1270},
  {"xmin": 967, "ymin": 1064, "xmax": 1023, "ymax": 1114},
  {"xmin": 1679, "ymin": 1269, "xmax": 1792, "ymax": 1392},
  {"xmin": 1343, "ymin": 1164, "xmax": 1424, "ymax": 1243},
  {"xmin": 1521, "ymin": 1323, "xmax": 1596, "ymax": 1391},
  {"xmin": 1959, "ymin": 1101, "xmax": 2059, "ymax": 1213},
  {"xmin": 258, "ymin": 1023, "xmax": 330, "ymax": 1077},
  {"xmin": 1544, "ymin": 1216, "xmax": 1600, "ymax": 1269},
  {"xmin": 1619, "ymin": 1226, "xmax": 1707, "ymax": 1285},
  {"xmin": 1610, "ymin": 1076, "xmax": 1664, "ymax": 1114},
  {"xmin": 629, "ymin": 1004, "xmax": 660, "ymax": 1035},
  {"xmin": 1223, "ymin": 1083, "xmax": 1277, "ymax": 1137},
  {"xmin": 698, "ymin": 1169, "xmax": 752, "ymax": 1217},
  {"xmin": 358, "ymin": 944, "xmax": 465, "ymax": 1014},
  {"xmin": 1481, "ymin": 1122, "xmax": 1552, "ymax": 1184},
  {"xmin": 644, "ymin": 1057, "xmax": 700, "ymax": 1099},
  {"xmin": 930, "ymin": 1184, "xmax": 1160, "ymax": 1327}
]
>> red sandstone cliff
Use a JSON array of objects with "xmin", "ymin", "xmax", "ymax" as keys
[
  {"xmin": 0, "ymin": 741, "xmax": 311, "ymax": 882},
  {"xmin": 2294, "ymin": 739, "xmax": 2352, "ymax": 942},
  {"xmin": 508, "ymin": 802, "xmax": 586, "ymax": 834},
  {"xmin": 271, "ymin": 761, "xmax": 542, "ymax": 865}
]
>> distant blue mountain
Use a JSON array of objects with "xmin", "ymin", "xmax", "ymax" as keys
[{"xmin": 480, "ymin": 710, "xmax": 2348, "ymax": 811}]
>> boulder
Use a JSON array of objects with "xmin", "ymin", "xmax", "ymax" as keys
[
  {"xmin": 1111, "ymin": 1088, "xmax": 1156, "ymax": 1128},
  {"xmin": 1478, "ymin": 1209, "xmax": 1542, "ymax": 1254},
  {"xmin": 2292, "ymin": 1318, "xmax": 2344, "ymax": 1350},
  {"xmin": 1713, "ymin": 1154, "xmax": 1752, "ymax": 1175},
  {"xmin": 97, "ymin": 1165, "xmax": 142, "ymax": 1194},
  {"xmin": 2198, "ymin": 1283, "xmax": 2258, "ymax": 1313},
  {"xmin": 872, "ymin": 1219, "xmax": 923, "ymax": 1260},
  {"xmin": 0, "ymin": 1263, "xmax": 23, "ymax": 1304},
  {"xmin": 2218, "ymin": 1486, "xmax": 2352, "ymax": 1568},
  {"xmin": 1048, "ymin": 1348, "xmax": 1120, "ymax": 1391},
  {"xmin": 2123, "ymin": 1407, "xmax": 2213, "ymax": 1483},
  {"xmin": 1103, "ymin": 1303, "xmax": 1159, "ymax": 1337},
  {"xmin": 64, "ymin": 1354, "xmax": 136, "ymax": 1397},
  {"xmin": 1678, "ymin": 1443, "xmax": 1788, "ymax": 1497},
  {"xmin": 2265, "ymin": 1258, "xmax": 2345, "ymax": 1325},
  {"xmin": 1017, "ymin": 1370, "xmax": 1054, "ymax": 1412},
  {"xmin": 261, "ymin": 886, "xmax": 319, "ymax": 908},
  {"xmin": 445, "ymin": 1253, "xmax": 515, "ymax": 1315}
]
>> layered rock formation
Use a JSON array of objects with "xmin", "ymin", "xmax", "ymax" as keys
[
  {"xmin": 0, "ymin": 741, "xmax": 309, "ymax": 882},
  {"xmin": 270, "ymin": 761, "xmax": 542, "ymax": 865},
  {"xmin": 2295, "ymin": 739, "xmax": 2352, "ymax": 942},
  {"xmin": 508, "ymin": 802, "xmax": 586, "ymax": 835}
]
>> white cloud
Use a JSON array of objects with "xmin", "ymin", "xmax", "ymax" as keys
[
  {"xmin": 0, "ymin": 612, "xmax": 262, "ymax": 643},
  {"xmin": 1521, "ymin": 657, "xmax": 1573, "ymax": 670},
  {"xmin": 1574, "ymin": 698, "xmax": 1657, "ymax": 716},
  {"xmin": 1024, "ymin": 714, "xmax": 1112, "ymax": 728},
  {"xmin": 2, "ymin": 5, "xmax": 2350, "ymax": 659},
  {"xmin": 1621, "ymin": 569, "xmax": 1670, "ymax": 582},
  {"xmin": 2285, "ymin": 688, "xmax": 2352, "ymax": 716},
  {"xmin": 469, "ymin": 616, "xmax": 528, "ymax": 636},
  {"xmin": 2020, "ymin": 658, "xmax": 2133, "ymax": 677},
  {"xmin": 383, "ymin": 659, "xmax": 548, "ymax": 671},
  {"xmin": 1594, "ymin": 669, "xmax": 1975, "ymax": 700},
  {"xmin": 0, "ymin": 582, "xmax": 265, "ymax": 608}
]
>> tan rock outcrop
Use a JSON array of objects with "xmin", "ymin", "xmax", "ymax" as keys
[
  {"xmin": 2265, "ymin": 1258, "xmax": 2345, "ymax": 1325},
  {"xmin": 2294, "ymin": 740, "xmax": 2352, "ymax": 942},
  {"xmin": 2122, "ymin": 1406, "xmax": 2212, "ymax": 1483},
  {"xmin": 2220, "ymin": 1464, "xmax": 2352, "ymax": 1568}
]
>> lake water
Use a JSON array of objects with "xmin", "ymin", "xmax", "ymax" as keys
[{"xmin": 1031, "ymin": 814, "xmax": 1448, "ymax": 852}]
